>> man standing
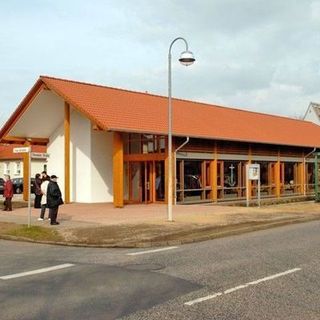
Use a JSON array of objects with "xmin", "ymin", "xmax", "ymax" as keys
[
  {"xmin": 3, "ymin": 175, "xmax": 13, "ymax": 211},
  {"xmin": 46, "ymin": 175, "xmax": 63, "ymax": 225}
]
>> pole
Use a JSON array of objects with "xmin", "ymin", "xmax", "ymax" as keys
[
  {"xmin": 28, "ymin": 150, "xmax": 31, "ymax": 227},
  {"xmin": 246, "ymin": 164, "xmax": 249, "ymax": 207},
  {"xmin": 167, "ymin": 37, "xmax": 192, "ymax": 222},
  {"xmin": 315, "ymin": 153, "xmax": 319, "ymax": 202},
  {"xmin": 258, "ymin": 175, "xmax": 261, "ymax": 208},
  {"xmin": 168, "ymin": 50, "xmax": 173, "ymax": 221}
]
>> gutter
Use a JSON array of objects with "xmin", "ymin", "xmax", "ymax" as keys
[
  {"xmin": 174, "ymin": 137, "xmax": 190, "ymax": 205},
  {"xmin": 303, "ymin": 147, "xmax": 317, "ymax": 196}
]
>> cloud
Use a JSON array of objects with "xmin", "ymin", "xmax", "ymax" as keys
[{"xmin": 1, "ymin": 0, "xmax": 320, "ymax": 127}]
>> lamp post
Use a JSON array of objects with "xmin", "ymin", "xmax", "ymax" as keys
[{"xmin": 167, "ymin": 37, "xmax": 195, "ymax": 222}]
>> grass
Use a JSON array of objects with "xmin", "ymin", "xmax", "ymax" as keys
[{"xmin": 0, "ymin": 223, "xmax": 63, "ymax": 242}]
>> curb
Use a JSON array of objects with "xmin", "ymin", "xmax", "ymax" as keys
[{"xmin": 1, "ymin": 215, "xmax": 320, "ymax": 248}]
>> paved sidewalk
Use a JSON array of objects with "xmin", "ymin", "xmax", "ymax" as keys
[{"xmin": 1, "ymin": 201, "xmax": 320, "ymax": 229}]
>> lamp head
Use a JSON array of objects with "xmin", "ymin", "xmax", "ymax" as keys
[{"xmin": 179, "ymin": 50, "xmax": 195, "ymax": 66}]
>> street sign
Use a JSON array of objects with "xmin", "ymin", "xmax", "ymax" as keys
[
  {"xmin": 31, "ymin": 152, "xmax": 50, "ymax": 159},
  {"xmin": 248, "ymin": 164, "xmax": 260, "ymax": 180},
  {"xmin": 13, "ymin": 147, "xmax": 30, "ymax": 153},
  {"xmin": 246, "ymin": 163, "xmax": 261, "ymax": 207}
]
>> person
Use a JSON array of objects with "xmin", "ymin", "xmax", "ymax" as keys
[
  {"xmin": 46, "ymin": 175, "xmax": 63, "ymax": 225},
  {"xmin": 3, "ymin": 175, "xmax": 13, "ymax": 211},
  {"xmin": 34, "ymin": 173, "xmax": 42, "ymax": 209},
  {"xmin": 38, "ymin": 175, "xmax": 50, "ymax": 221},
  {"xmin": 41, "ymin": 171, "xmax": 49, "ymax": 182}
]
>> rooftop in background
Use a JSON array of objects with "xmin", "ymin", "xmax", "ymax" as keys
[{"xmin": 1, "ymin": 75, "xmax": 320, "ymax": 149}]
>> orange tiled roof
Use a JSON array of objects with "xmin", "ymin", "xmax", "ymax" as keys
[
  {"xmin": 0, "ymin": 144, "xmax": 46, "ymax": 160},
  {"xmin": 1, "ymin": 75, "xmax": 320, "ymax": 148}
]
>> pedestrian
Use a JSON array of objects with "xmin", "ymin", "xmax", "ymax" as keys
[
  {"xmin": 41, "ymin": 171, "xmax": 49, "ymax": 182},
  {"xmin": 46, "ymin": 175, "xmax": 63, "ymax": 225},
  {"xmin": 34, "ymin": 173, "xmax": 42, "ymax": 209},
  {"xmin": 38, "ymin": 175, "xmax": 50, "ymax": 221},
  {"xmin": 3, "ymin": 175, "xmax": 13, "ymax": 211}
]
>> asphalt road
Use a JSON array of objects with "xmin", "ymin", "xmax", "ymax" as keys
[{"xmin": 0, "ymin": 220, "xmax": 320, "ymax": 320}]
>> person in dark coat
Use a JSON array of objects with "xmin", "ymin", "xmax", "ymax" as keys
[
  {"xmin": 46, "ymin": 175, "xmax": 63, "ymax": 225},
  {"xmin": 3, "ymin": 175, "xmax": 13, "ymax": 211},
  {"xmin": 34, "ymin": 173, "xmax": 42, "ymax": 209}
]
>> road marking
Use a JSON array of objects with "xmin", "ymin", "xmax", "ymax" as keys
[
  {"xmin": 185, "ymin": 292, "xmax": 223, "ymax": 305},
  {"xmin": 126, "ymin": 246, "xmax": 178, "ymax": 256},
  {"xmin": 184, "ymin": 267, "xmax": 301, "ymax": 306},
  {"xmin": 0, "ymin": 263, "xmax": 75, "ymax": 280}
]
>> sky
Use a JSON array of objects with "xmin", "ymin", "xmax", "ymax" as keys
[{"xmin": 1, "ymin": 0, "xmax": 320, "ymax": 126}]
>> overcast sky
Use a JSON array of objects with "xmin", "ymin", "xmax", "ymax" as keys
[{"xmin": 1, "ymin": 0, "xmax": 320, "ymax": 126}]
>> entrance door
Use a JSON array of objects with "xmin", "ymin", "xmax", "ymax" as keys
[
  {"xmin": 128, "ymin": 161, "xmax": 153, "ymax": 203},
  {"xmin": 141, "ymin": 161, "xmax": 153, "ymax": 203}
]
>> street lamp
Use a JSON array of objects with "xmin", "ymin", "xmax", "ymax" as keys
[{"xmin": 167, "ymin": 37, "xmax": 195, "ymax": 222}]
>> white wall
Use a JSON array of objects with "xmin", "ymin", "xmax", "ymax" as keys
[
  {"xmin": 70, "ymin": 109, "xmax": 92, "ymax": 203},
  {"xmin": 90, "ymin": 130, "xmax": 113, "ymax": 202},
  {"xmin": 47, "ymin": 122, "xmax": 65, "ymax": 197},
  {"xmin": 9, "ymin": 90, "xmax": 64, "ymax": 138}
]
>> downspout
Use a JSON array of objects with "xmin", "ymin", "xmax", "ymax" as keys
[
  {"xmin": 303, "ymin": 147, "xmax": 316, "ymax": 196},
  {"xmin": 174, "ymin": 137, "xmax": 190, "ymax": 204}
]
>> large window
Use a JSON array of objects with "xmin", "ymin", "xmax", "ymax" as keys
[
  {"xmin": 176, "ymin": 160, "xmax": 211, "ymax": 203},
  {"xmin": 252, "ymin": 161, "xmax": 272, "ymax": 196},
  {"xmin": 306, "ymin": 162, "xmax": 315, "ymax": 194},
  {"xmin": 124, "ymin": 133, "xmax": 165, "ymax": 154},
  {"xmin": 222, "ymin": 161, "xmax": 244, "ymax": 199},
  {"xmin": 283, "ymin": 162, "xmax": 298, "ymax": 194}
]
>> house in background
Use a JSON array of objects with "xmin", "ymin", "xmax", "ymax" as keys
[
  {"xmin": 303, "ymin": 102, "xmax": 320, "ymax": 125},
  {"xmin": 1, "ymin": 75, "xmax": 320, "ymax": 207},
  {"xmin": 0, "ymin": 143, "xmax": 47, "ymax": 179}
]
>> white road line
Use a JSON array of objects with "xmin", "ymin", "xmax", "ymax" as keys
[
  {"xmin": 184, "ymin": 292, "xmax": 223, "ymax": 306},
  {"xmin": 184, "ymin": 267, "xmax": 301, "ymax": 306},
  {"xmin": 224, "ymin": 284, "xmax": 249, "ymax": 294},
  {"xmin": 0, "ymin": 263, "xmax": 75, "ymax": 280},
  {"xmin": 126, "ymin": 246, "xmax": 178, "ymax": 256},
  {"xmin": 246, "ymin": 268, "xmax": 301, "ymax": 285}
]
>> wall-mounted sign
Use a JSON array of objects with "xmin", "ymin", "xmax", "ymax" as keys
[
  {"xmin": 246, "ymin": 163, "xmax": 261, "ymax": 207},
  {"xmin": 31, "ymin": 152, "xmax": 50, "ymax": 159},
  {"xmin": 13, "ymin": 147, "xmax": 30, "ymax": 153},
  {"xmin": 248, "ymin": 164, "xmax": 260, "ymax": 180}
]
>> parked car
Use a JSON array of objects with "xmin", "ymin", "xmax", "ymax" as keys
[
  {"xmin": 0, "ymin": 178, "xmax": 4, "ymax": 195},
  {"xmin": 12, "ymin": 178, "xmax": 35, "ymax": 194}
]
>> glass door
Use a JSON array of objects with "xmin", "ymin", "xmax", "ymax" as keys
[{"xmin": 141, "ymin": 161, "xmax": 153, "ymax": 203}]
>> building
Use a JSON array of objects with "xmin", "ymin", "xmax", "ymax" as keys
[
  {"xmin": 0, "ymin": 144, "xmax": 47, "ymax": 181},
  {"xmin": 0, "ymin": 76, "xmax": 320, "ymax": 206},
  {"xmin": 303, "ymin": 102, "xmax": 320, "ymax": 125}
]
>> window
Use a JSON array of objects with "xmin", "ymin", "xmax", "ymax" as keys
[
  {"xmin": 15, "ymin": 162, "xmax": 21, "ymax": 175},
  {"xmin": 4, "ymin": 162, "xmax": 10, "ymax": 175},
  {"xmin": 176, "ymin": 160, "xmax": 212, "ymax": 203},
  {"xmin": 123, "ymin": 133, "xmax": 166, "ymax": 154}
]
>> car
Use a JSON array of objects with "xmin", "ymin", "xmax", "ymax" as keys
[
  {"xmin": 0, "ymin": 178, "xmax": 4, "ymax": 195},
  {"xmin": 12, "ymin": 177, "xmax": 35, "ymax": 194}
]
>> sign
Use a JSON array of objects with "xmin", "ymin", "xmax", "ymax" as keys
[
  {"xmin": 13, "ymin": 147, "xmax": 30, "ymax": 153},
  {"xmin": 31, "ymin": 152, "xmax": 50, "ymax": 159},
  {"xmin": 246, "ymin": 163, "xmax": 261, "ymax": 208},
  {"xmin": 248, "ymin": 164, "xmax": 260, "ymax": 180}
]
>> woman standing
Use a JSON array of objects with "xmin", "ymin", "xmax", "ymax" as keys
[
  {"xmin": 3, "ymin": 175, "xmax": 13, "ymax": 211},
  {"xmin": 38, "ymin": 175, "xmax": 50, "ymax": 221},
  {"xmin": 34, "ymin": 173, "xmax": 42, "ymax": 209}
]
